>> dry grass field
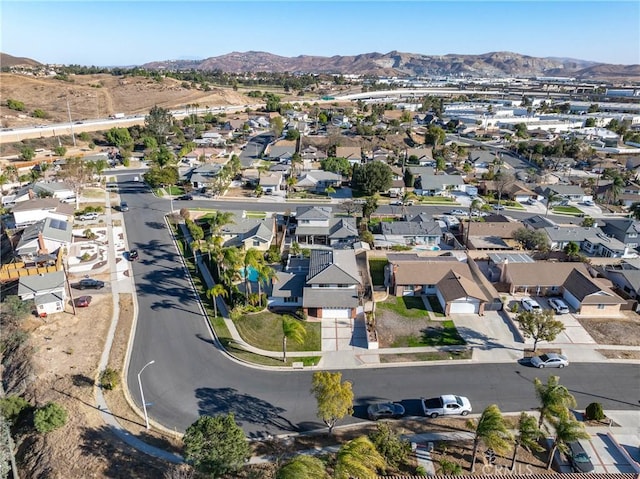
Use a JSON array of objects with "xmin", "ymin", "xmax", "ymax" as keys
[{"xmin": 0, "ymin": 73, "xmax": 253, "ymax": 129}]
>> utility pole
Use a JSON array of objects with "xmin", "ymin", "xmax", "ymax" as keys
[{"xmin": 62, "ymin": 257, "xmax": 77, "ymax": 315}]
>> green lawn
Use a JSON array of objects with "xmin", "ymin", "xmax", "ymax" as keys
[
  {"xmin": 234, "ymin": 311, "xmax": 321, "ymax": 352},
  {"xmin": 552, "ymin": 206, "xmax": 584, "ymax": 215},
  {"xmin": 378, "ymin": 296, "xmax": 428, "ymax": 318},
  {"xmin": 380, "ymin": 349, "xmax": 472, "ymax": 362},
  {"xmin": 245, "ymin": 211, "xmax": 267, "ymax": 219},
  {"xmin": 419, "ymin": 197, "xmax": 455, "ymax": 204},
  {"xmin": 392, "ymin": 320, "xmax": 466, "ymax": 348},
  {"xmin": 368, "ymin": 258, "xmax": 387, "ymax": 286}
]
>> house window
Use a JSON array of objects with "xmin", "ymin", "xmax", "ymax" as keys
[
  {"xmin": 253, "ymin": 240, "xmax": 261, "ymax": 247},
  {"xmin": 629, "ymin": 233, "xmax": 637, "ymax": 238},
  {"xmin": 597, "ymin": 304, "xmax": 605, "ymax": 309},
  {"xmin": 403, "ymin": 285, "xmax": 414, "ymax": 291},
  {"xmin": 284, "ymin": 297, "xmax": 298, "ymax": 303}
]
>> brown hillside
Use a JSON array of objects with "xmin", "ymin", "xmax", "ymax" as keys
[
  {"xmin": 1, "ymin": 52, "xmax": 41, "ymax": 67},
  {"xmin": 0, "ymin": 73, "xmax": 252, "ymax": 128}
]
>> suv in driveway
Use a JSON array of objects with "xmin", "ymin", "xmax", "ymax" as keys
[
  {"xmin": 78, "ymin": 212, "xmax": 98, "ymax": 221},
  {"xmin": 548, "ymin": 298, "xmax": 570, "ymax": 314},
  {"xmin": 521, "ymin": 297, "xmax": 541, "ymax": 312}
]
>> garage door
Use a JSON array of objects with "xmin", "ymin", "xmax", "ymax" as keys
[
  {"xmin": 324, "ymin": 308, "xmax": 351, "ymax": 319},
  {"xmin": 449, "ymin": 301, "xmax": 479, "ymax": 314}
]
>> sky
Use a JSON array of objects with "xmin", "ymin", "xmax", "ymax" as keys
[{"xmin": 2, "ymin": 1, "xmax": 639, "ymax": 67}]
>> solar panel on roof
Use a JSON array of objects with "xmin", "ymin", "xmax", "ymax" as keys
[{"xmin": 49, "ymin": 219, "xmax": 67, "ymax": 230}]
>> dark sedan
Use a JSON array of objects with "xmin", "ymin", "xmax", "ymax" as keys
[
  {"xmin": 74, "ymin": 278, "xmax": 105, "ymax": 290},
  {"xmin": 567, "ymin": 441, "xmax": 594, "ymax": 473},
  {"xmin": 367, "ymin": 402, "xmax": 405, "ymax": 421},
  {"xmin": 177, "ymin": 194, "xmax": 193, "ymax": 201},
  {"xmin": 128, "ymin": 250, "xmax": 139, "ymax": 261}
]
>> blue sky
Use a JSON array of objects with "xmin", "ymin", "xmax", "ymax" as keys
[{"xmin": 3, "ymin": 1, "xmax": 639, "ymax": 66}]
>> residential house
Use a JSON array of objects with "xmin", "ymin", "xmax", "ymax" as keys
[
  {"xmin": 376, "ymin": 217, "xmax": 443, "ymax": 249},
  {"xmin": 601, "ymin": 218, "xmax": 640, "ymax": 250},
  {"xmin": 600, "ymin": 259, "xmax": 640, "ymax": 302},
  {"xmin": 259, "ymin": 172, "xmax": 285, "ymax": 196},
  {"xmin": 385, "ymin": 254, "xmax": 488, "ymax": 314},
  {"xmin": 219, "ymin": 217, "xmax": 275, "ymax": 251},
  {"xmin": 15, "ymin": 217, "xmax": 72, "ymax": 263},
  {"xmin": 331, "ymin": 115, "xmax": 352, "ymax": 129},
  {"xmin": 405, "ymin": 147, "xmax": 433, "ymax": 166},
  {"xmin": 300, "ymin": 145, "xmax": 328, "ymax": 163},
  {"xmin": 11, "ymin": 198, "xmax": 74, "ymax": 227},
  {"xmin": 466, "ymin": 149, "xmax": 497, "ymax": 170},
  {"xmin": 522, "ymin": 215, "xmax": 558, "ymax": 230},
  {"xmin": 17, "ymin": 270, "xmax": 67, "ymax": 316},
  {"xmin": 265, "ymin": 141, "xmax": 297, "ymax": 162},
  {"xmin": 460, "ymin": 220, "xmax": 522, "ymax": 250},
  {"xmin": 543, "ymin": 225, "xmax": 603, "ymax": 251},
  {"xmin": 335, "ymin": 146, "xmax": 362, "ymax": 166},
  {"xmin": 183, "ymin": 163, "xmax": 223, "ymax": 189},
  {"xmin": 582, "ymin": 232, "xmax": 633, "ymax": 258},
  {"xmin": 616, "ymin": 182, "xmax": 640, "ymax": 208},
  {"xmin": 269, "ymin": 257, "xmax": 308, "ymax": 309},
  {"xmin": 541, "ymin": 185, "xmax": 590, "ymax": 203},
  {"xmin": 293, "ymin": 206, "xmax": 358, "ymax": 247},
  {"xmin": 33, "ymin": 181, "xmax": 75, "ymax": 201},
  {"xmin": 294, "ymin": 170, "xmax": 342, "ymax": 193},
  {"xmin": 499, "ymin": 261, "xmax": 589, "ymax": 295},
  {"xmin": 480, "ymin": 181, "xmax": 537, "ymax": 203},
  {"xmin": 302, "ymin": 249, "xmax": 362, "ymax": 319},
  {"xmin": 413, "ymin": 172, "xmax": 465, "ymax": 197},
  {"xmin": 562, "ymin": 269, "xmax": 624, "ymax": 317},
  {"xmin": 387, "ymin": 165, "xmax": 405, "ymax": 198}
]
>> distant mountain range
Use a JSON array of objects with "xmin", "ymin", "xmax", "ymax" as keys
[
  {"xmin": 142, "ymin": 51, "xmax": 640, "ymax": 80},
  {"xmin": 3, "ymin": 50, "xmax": 639, "ymax": 80}
]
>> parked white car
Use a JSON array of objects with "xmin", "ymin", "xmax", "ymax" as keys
[
  {"xmin": 521, "ymin": 297, "xmax": 542, "ymax": 312},
  {"xmin": 548, "ymin": 298, "xmax": 570, "ymax": 314}
]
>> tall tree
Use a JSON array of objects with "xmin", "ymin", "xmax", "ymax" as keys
[
  {"xmin": 352, "ymin": 162, "xmax": 393, "ymax": 196},
  {"xmin": 534, "ymin": 375, "xmax": 577, "ymax": 428},
  {"xmin": 276, "ymin": 455, "xmax": 328, "ymax": 479},
  {"xmin": 629, "ymin": 202, "xmax": 640, "ymax": 220},
  {"xmin": 242, "ymin": 248, "xmax": 263, "ymax": 303},
  {"xmin": 256, "ymin": 262, "xmax": 277, "ymax": 300},
  {"xmin": 467, "ymin": 404, "xmax": 513, "ymax": 472},
  {"xmin": 334, "ymin": 436, "xmax": 386, "ymax": 479},
  {"xmin": 57, "ymin": 156, "xmax": 92, "ymax": 208},
  {"xmin": 207, "ymin": 211, "xmax": 235, "ymax": 238},
  {"xmin": 183, "ymin": 414, "xmax": 250, "ymax": 476},
  {"xmin": 310, "ymin": 371, "xmax": 354, "ymax": 434},
  {"xmin": 362, "ymin": 195, "xmax": 379, "ymax": 221},
  {"xmin": 546, "ymin": 416, "xmax": 589, "ymax": 469},
  {"xmin": 495, "ymin": 171, "xmax": 515, "ymax": 209},
  {"xmin": 516, "ymin": 310, "xmax": 565, "ymax": 352},
  {"xmin": 511, "ymin": 412, "xmax": 544, "ymax": 470},
  {"xmin": 282, "ymin": 316, "xmax": 307, "ymax": 362},
  {"xmin": 206, "ymin": 283, "xmax": 227, "ymax": 318},
  {"xmin": 145, "ymin": 105, "xmax": 174, "ymax": 144},
  {"xmin": 545, "ymin": 191, "xmax": 559, "ymax": 217}
]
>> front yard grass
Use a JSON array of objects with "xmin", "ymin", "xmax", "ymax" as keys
[
  {"xmin": 552, "ymin": 205, "xmax": 584, "ymax": 215},
  {"xmin": 368, "ymin": 258, "xmax": 387, "ymax": 286},
  {"xmin": 399, "ymin": 320, "xmax": 466, "ymax": 347},
  {"xmin": 378, "ymin": 296, "xmax": 428, "ymax": 318},
  {"xmin": 426, "ymin": 295, "xmax": 445, "ymax": 317},
  {"xmin": 380, "ymin": 349, "xmax": 472, "ymax": 362},
  {"xmin": 234, "ymin": 311, "xmax": 321, "ymax": 352}
]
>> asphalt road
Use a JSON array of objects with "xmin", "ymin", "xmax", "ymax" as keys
[{"xmin": 120, "ymin": 178, "xmax": 639, "ymax": 436}]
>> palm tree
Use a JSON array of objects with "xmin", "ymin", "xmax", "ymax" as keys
[
  {"xmin": 545, "ymin": 191, "xmax": 559, "ymax": 217},
  {"xmin": 511, "ymin": 412, "xmax": 544, "ymax": 470},
  {"xmin": 256, "ymin": 263, "xmax": 277, "ymax": 300},
  {"xmin": 290, "ymin": 152, "xmax": 303, "ymax": 176},
  {"xmin": 190, "ymin": 240, "xmax": 201, "ymax": 273},
  {"xmin": 546, "ymin": 416, "xmax": 589, "ymax": 469},
  {"xmin": 534, "ymin": 375, "xmax": 577, "ymax": 429},
  {"xmin": 221, "ymin": 246, "xmax": 243, "ymax": 287},
  {"xmin": 467, "ymin": 404, "xmax": 513, "ymax": 472},
  {"xmin": 39, "ymin": 162, "xmax": 51, "ymax": 182},
  {"xmin": 334, "ymin": 436, "xmax": 386, "ymax": 479},
  {"xmin": 282, "ymin": 316, "xmax": 307, "ymax": 362},
  {"xmin": 0, "ymin": 173, "xmax": 8, "ymax": 194},
  {"xmin": 207, "ymin": 211, "xmax": 235, "ymax": 238},
  {"xmin": 206, "ymin": 283, "xmax": 227, "ymax": 318},
  {"xmin": 629, "ymin": 201, "xmax": 640, "ymax": 220},
  {"xmin": 242, "ymin": 248, "xmax": 263, "ymax": 303},
  {"xmin": 276, "ymin": 455, "xmax": 328, "ymax": 479},
  {"xmin": 208, "ymin": 235, "xmax": 225, "ymax": 281}
]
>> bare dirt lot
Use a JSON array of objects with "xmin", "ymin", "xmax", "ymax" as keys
[
  {"xmin": 0, "ymin": 73, "xmax": 252, "ymax": 129},
  {"xmin": 578, "ymin": 313, "xmax": 640, "ymax": 346}
]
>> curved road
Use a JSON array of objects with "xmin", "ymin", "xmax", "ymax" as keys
[{"xmin": 119, "ymin": 178, "xmax": 639, "ymax": 437}]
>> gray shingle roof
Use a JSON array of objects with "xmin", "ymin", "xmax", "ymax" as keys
[
  {"xmin": 296, "ymin": 206, "xmax": 332, "ymax": 221},
  {"xmin": 381, "ymin": 220, "xmax": 442, "ymax": 236},
  {"xmin": 544, "ymin": 226, "xmax": 603, "ymax": 242},
  {"xmin": 302, "ymin": 287, "xmax": 359, "ymax": 308},
  {"xmin": 271, "ymin": 272, "xmax": 306, "ymax": 298},
  {"xmin": 18, "ymin": 270, "xmax": 66, "ymax": 298},
  {"xmin": 436, "ymin": 269, "xmax": 488, "ymax": 302},
  {"xmin": 306, "ymin": 249, "xmax": 361, "ymax": 285},
  {"xmin": 16, "ymin": 217, "xmax": 72, "ymax": 251},
  {"xmin": 562, "ymin": 269, "xmax": 624, "ymax": 304}
]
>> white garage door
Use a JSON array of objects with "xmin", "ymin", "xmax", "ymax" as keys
[
  {"xmin": 324, "ymin": 308, "xmax": 351, "ymax": 319},
  {"xmin": 449, "ymin": 301, "xmax": 479, "ymax": 314}
]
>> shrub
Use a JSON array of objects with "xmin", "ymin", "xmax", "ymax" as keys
[
  {"xmin": 415, "ymin": 465, "xmax": 428, "ymax": 475},
  {"xmin": 438, "ymin": 459, "xmax": 462, "ymax": 475},
  {"xmin": 585, "ymin": 402, "xmax": 605, "ymax": 421},
  {"xmin": 100, "ymin": 367, "xmax": 119, "ymax": 390},
  {"xmin": 80, "ymin": 253, "xmax": 91, "ymax": 261},
  {"xmin": 511, "ymin": 303, "xmax": 519, "ymax": 313},
  {"xmin": 34, "ymin": 402, "xmax": 67, "ymax": 433},
  {"xmin": 0, "ymin": 395, "xmax": 30, "ymax": 423},
  {"xmin": 369, "ymin": 422, "xmax": 411, "ymax": 469}
]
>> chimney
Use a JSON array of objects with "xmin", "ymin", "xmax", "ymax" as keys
[
  {"xmin": 28, "ymin": 189, "xmax": 35, "ymax": 200},
  {"xmin": 37, "ymin": 232, "xmax": 48, "ymax": 255}
]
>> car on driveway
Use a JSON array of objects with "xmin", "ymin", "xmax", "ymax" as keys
[
  {"xmin": 74, "ymin": 278, "xmax": 105, "ymax": 290},
  {"xmin": 75, "ymin": 296, "xmax": 91, "ymax": 308},
  {"xmin": 530, "ymin": 352, "xmax": 569, "ymax": 369},
  {"xmin": 567, "ymin": 441, "xmax": 594, "ymax": 473},
  {"xmin": 492, "ymin": 204, "xmax": 505, "ymax": 211},
  {"xmin": 128, "ymin": 250, "xmax": 139, "ymax": 261},
  {"xmin": 548, "ymin": 298, "xmax": 570, "ymax": 314},
  {"xmin": 367, "ymin": 402, "xmax": 405, "ymax": 421},
  {"xmin": 521, "ymin": 297, "xmax": 542, "ymax": 312},
  {"xmin": 78, "ymin": 212, "xmax": 99, "ymax": 221},
  {"xmin": 449, "ymin": 209, "xmax": 466, "ymax": 216}
]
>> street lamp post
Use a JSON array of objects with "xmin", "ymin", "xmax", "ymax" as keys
[{"xmin": 137, "ymin": 360, "xmax": 155, "ymax": 430}]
